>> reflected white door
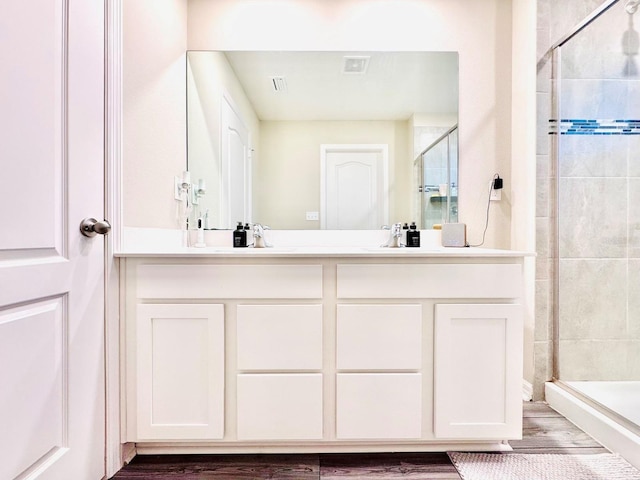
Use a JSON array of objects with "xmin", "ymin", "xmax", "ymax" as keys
[
  {"xmin": 221, "ymin": 96, "xmax": 251, "ymax": 228},
  {"xmin": 321, "ymin": 144, "xmax": 389, "ymax": 229},
  {"xmin": 0, "ymin": 1, "xmax": 105, "ymax": 479}
]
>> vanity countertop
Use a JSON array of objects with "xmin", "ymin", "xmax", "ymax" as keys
[
  {"xmin": 116, "ymin": 228, "xmax": 534, "ymax": 258},
  {"xmin": 115, "ymin": 245, "xmax": 532, "ymax": 258}
]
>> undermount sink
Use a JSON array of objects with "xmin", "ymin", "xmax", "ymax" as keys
[
  {"xmin": 361, "ymin": 246, "xmax": 443, "ymax": 253},
  {"xmin": 191, "ymin": 246, "xmax": 298, "ymax": 253},
  {"xmin": 247, "ymin": 247, "xmax": 297, "ymax": 252},
  {"xmin": 187, "ymin": 246, "xmax": 448, "ymax": 254}
]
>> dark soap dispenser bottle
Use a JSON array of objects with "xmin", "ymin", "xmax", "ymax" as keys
[
  {"xmin": 406, "ymin": 222, "xmax": 420, "ymax": 247},
  {"xmin": 233, "ymin": 221, "xmax": 246, "ymax": 247}
]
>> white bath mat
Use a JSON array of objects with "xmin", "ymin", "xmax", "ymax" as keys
[{"xmin": 448, "ymin": 452, "xmax": 640, "ymax": 480}]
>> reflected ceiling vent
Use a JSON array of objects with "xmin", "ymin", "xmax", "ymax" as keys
[
  {"xmin": 269, "ymin": 76, "xmax": 288, "ymax": 93},
  {"xmin": 343, "ymin": 55, "xmax": 370, "ymax": 74}
]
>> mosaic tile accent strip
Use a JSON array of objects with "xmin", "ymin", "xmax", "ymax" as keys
[{"xmin": 549, "ymin": 119, "xmax": 640, "ymax": 135}]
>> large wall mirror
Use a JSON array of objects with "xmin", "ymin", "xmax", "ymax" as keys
[{"xmin": 186, "ymin": 51, "xmax": 458, "ymax": 230}]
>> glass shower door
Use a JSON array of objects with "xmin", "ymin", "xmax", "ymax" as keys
[
  {"xmin": 555, "ymin": 0, "xmax": 640, "ymax": 430},
  {"xmin": 415, "ymin": 125, "xmax": 458, "ymax": 229}
]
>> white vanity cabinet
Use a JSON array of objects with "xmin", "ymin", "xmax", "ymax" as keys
[
  {"xmin": 120, "ymin": 251, "xmax": 525, "ymax": 453},
  {"xmin": 125, "ymin": 262, "xmax": 323, "ymax": 444},
  {"xmin": 336, "ymin": 263, "xmax": 523, "ymax": 442}
]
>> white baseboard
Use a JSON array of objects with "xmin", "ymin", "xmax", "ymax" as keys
[
  {"xmin": 546, "ymin": 382, "xmax": 640, "ymax": 470},
  {"xmin": 122, "ymin": 442, "xmax": 136, "ymax": 465}
]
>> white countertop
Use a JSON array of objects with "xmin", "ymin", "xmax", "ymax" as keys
[
  {"xmin": 115, "ymin": 227, "xmax": 534, "ymax": 258},
  {"xmin": 116, "ymin": 245, "xmax": 531, "ymax": 258}
]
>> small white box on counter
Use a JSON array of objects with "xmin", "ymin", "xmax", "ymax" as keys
[{"xmin": 442, "ymin": 223, "xmax": 467, "ymax": 247}]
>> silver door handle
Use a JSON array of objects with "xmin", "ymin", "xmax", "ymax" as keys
[{"xmin": 80, "ymin": 218, "xmax": 111, "ymax": 237}]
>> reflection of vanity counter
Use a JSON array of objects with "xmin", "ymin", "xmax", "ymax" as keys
[{"xmin": 117, "ymin": 229, "xmax": 530, "ymax": 454}]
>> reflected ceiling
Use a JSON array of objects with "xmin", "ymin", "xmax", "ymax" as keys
[{"xmin": 223, "ymin": 51, "xmax": 458, "ymax": 121}]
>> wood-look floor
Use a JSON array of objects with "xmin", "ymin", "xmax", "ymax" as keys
[{"xmin": 111, "ymin": 402, "xmax": 607, "ymax": 479}]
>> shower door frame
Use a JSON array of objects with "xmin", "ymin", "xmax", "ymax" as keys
[
  {"xmin": 414, "ymin": 124, "xmax": 459, "ymax": 229},
  {"xmin": 551, "ymin": 0, "xmax": 618, "ymax": 380}
]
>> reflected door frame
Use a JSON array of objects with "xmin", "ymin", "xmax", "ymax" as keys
[
  {"xmin": 221, "ymin": 93, "xmax": 252, "ymax": 229},
  {"xmin": 320, "ymin": 144, "xmax": 389, "ymax": 230}
]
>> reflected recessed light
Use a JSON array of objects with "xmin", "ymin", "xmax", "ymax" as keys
[{"xmin": 343, "ymin": 56, "xmax": 370, "ymax": 74}]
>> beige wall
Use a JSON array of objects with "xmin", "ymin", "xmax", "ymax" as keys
[
  {"xmin": 511, "ymin": 0, "xmax": 537, "ymax": 397},
  {"xmin": 123, "ymin": 0, "xmax": 516, "ymax": 245},
  {"xmin": 257, "ymin": 120, "xmax": 410, "ymax": 229},
  {"xmin": 123, "ymin": 0, "xmax": 187, "ymax": 228},
  {"xmin": 187, "ymin": 0, "xmax": 514, "ymax": 248}
]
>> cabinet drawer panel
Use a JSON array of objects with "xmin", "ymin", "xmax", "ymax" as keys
[
  {"xmin": 336, "ymin": 373, "xmax": 422, "ymax": 439},
  {"xmin": 137, "ymin": 264, "xmax": 322, "ymax": 299},
  {"xmin": 337, "ymin": 304, "xmax": 422, "ymax": 370},
  {"xmin": 237, "ymin": 374, "xmax": 323, "ymax": 440},
  {"xmin": 237, "ymin": 305, "xmax": 323, "ymax": 370},
  {"xmin": 337, "ymin": 264, "xmax": 522, "ymax": 298},
  {"xmin": 136, "ymin": 304, "xmax": 224, "ymax": 440}
]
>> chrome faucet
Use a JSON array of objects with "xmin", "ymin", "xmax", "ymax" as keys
[
  {"xmin": 381, "ymin": 223, "xmax": 404, "ymax": 248},
  {"xmin": 251, "ymin": 223, "xmax": 272, "ymax": 248}
]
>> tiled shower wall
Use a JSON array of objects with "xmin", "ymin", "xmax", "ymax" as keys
[{"xmin": 536, "ymin": 0, "xmax": 640, "ymax": 399}]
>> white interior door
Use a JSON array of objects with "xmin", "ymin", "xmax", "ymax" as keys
[
  {"xmin": 221, "ymin": 95, "xmax": 251, "ymax": 228},
  {"xmin": 321, "ymin": 144, "xmax": 388, "ymax": 229},
  {"xmin": 0, "ymin": 1, "xmax": 106, "ymax": 479}
]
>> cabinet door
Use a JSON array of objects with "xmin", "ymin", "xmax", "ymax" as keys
[
  {"xmin": 434, "ymin": 303, "xmax": 523, "ymax": 439},
  {"xmin": 136, "ymin": 304, "xmax": 224, "ymax": 440},
  {"xmin": 336, "ymin": 373, "xmax": 422, "ymax": 439}
]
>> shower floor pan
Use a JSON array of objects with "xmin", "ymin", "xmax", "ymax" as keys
[
  {"xmin": 546, "ymin": 381, "xmax": 640, "ymax": 471},
  {"xmin": 566, "ymin": 381, "xmax": 640, "ymax": 428}
]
